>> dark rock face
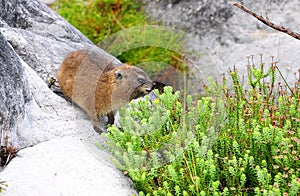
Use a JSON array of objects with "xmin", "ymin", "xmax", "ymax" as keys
[{"xmin": 0, "ymin": 33, "xmax": 30, "ymax": 145}]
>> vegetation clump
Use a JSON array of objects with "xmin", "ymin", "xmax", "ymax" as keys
[
  {"xmin": 53, "ymin": 0, "xmax": 146, "ymax": 43},
  {"xmin": 103, "ymin": 57, "xmax": 300, "ymax": 195}
]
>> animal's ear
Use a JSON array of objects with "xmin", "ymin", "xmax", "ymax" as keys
[
  {"xmin": 103, "ymin": 62, "xmax": 115, "ymax": 73},
  {"xmin": 114, "ymin": 70, "xmax": 123, "ymax": 80}
]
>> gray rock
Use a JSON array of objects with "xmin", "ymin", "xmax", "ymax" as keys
[
  {"xmin": 0, "ymin": 136, "xmax": 137, "ymax": 196},
  {"xmin": 0, "ymin": 0, "xmax": 137, "ymax": 195},
  {"xmin": 142, "ymin": 0, "xmax": 300, "ymax": 91},
  {"xmin": 142, "ymin": 0, "xmax": 233, "ymax": 34},
  {"xmin": 0, "ymin": 0, "xmax": 92, "ymax": 81},
  {"xmin": 0, "ymin": 33, "xmax": 31, "ymax": 146}
]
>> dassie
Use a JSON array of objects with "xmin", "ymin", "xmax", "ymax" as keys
[{"xmin": 57, "ymin": 49, "xmax": 155, "ymax": 132}]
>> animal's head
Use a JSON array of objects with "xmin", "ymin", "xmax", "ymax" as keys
[
  {"xmin": 101, "ymin": 63, "xmax": 155, "ymax": 109},
  {"xmin": 112, "ymin": 64, "xmax": 155, "ymax": 100}
]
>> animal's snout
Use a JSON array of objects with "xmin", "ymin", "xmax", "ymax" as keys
[
  {"xmin": 145, "ymin": 81, "xmax": 156, "ymax": 93},
  {"xmin": 145, "ymin": 81, "xmax": 155, "ymax": 92},
  {"xmin": 138, "ymin": 81, "xmax": 155, "ymax": 95}
]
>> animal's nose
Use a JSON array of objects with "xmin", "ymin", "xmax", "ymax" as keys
[{"xmin": 143, "ymin": 81, "xmax": 155, "ymax": 93}]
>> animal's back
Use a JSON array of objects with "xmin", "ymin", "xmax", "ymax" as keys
[{"xmin": 57, "ymin": 49, "xmax": 110, "ymax": 99}]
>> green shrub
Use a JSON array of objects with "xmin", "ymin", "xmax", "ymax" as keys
[{"xmin": 103, "ymin": 58, "xmax": 300, "ymax": 195}]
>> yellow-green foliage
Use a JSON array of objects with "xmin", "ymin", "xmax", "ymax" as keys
[{"xmin": 103, "ymin": 60, "xmax": 300, "ymax": 195}]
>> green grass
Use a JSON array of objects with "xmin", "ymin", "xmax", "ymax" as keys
[{"xmin": 52, "ymin": 0, "xmax": 146, "ymax": 43}]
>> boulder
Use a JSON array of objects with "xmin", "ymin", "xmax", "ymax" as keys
[
  {"xmin": 0, "ymin": 33, "xmax": 30, "ymax": 147},
  {"xmin": 0, "ymin": 0, "xmax": 137, "ymax": 195},
  {"xmin": 0, "ymin": 0, "xmax": 92, "ymax": 81},
  {"xmin": 142, "ymin": 0, "xmax": 300, "ymax": 89}
]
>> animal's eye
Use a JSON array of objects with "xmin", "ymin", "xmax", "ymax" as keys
[
  {"xmin": 137, "ymin": 78, "xmax": 145, "ymax": 84},
  {"xmin": 114, "ymin": 71, "xmax": 123, "ymax": 80}
]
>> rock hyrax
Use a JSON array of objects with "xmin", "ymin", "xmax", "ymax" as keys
[{"xmin": 57, "ymin": 49, "xmax": 155, "ymax": 132}]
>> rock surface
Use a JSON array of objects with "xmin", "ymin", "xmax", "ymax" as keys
[
  {"xmin": 0, "ymin": 0, "xmax": 136, "ymax": 195},
  {"xmin": 142, "ymin": 0, "xmax": 300, "ymax": 91},
  {"xmin": 1, "ymin": 136, "xmax": 134, "ymax": 196},
  {"xmin": 0, "ymin": 33, "xmax": 30, "ymax": 146}
]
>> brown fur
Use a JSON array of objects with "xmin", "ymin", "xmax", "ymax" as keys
[{"xmin": 57, "ymin": 49, "xmax": 154, "ymax": 131}]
